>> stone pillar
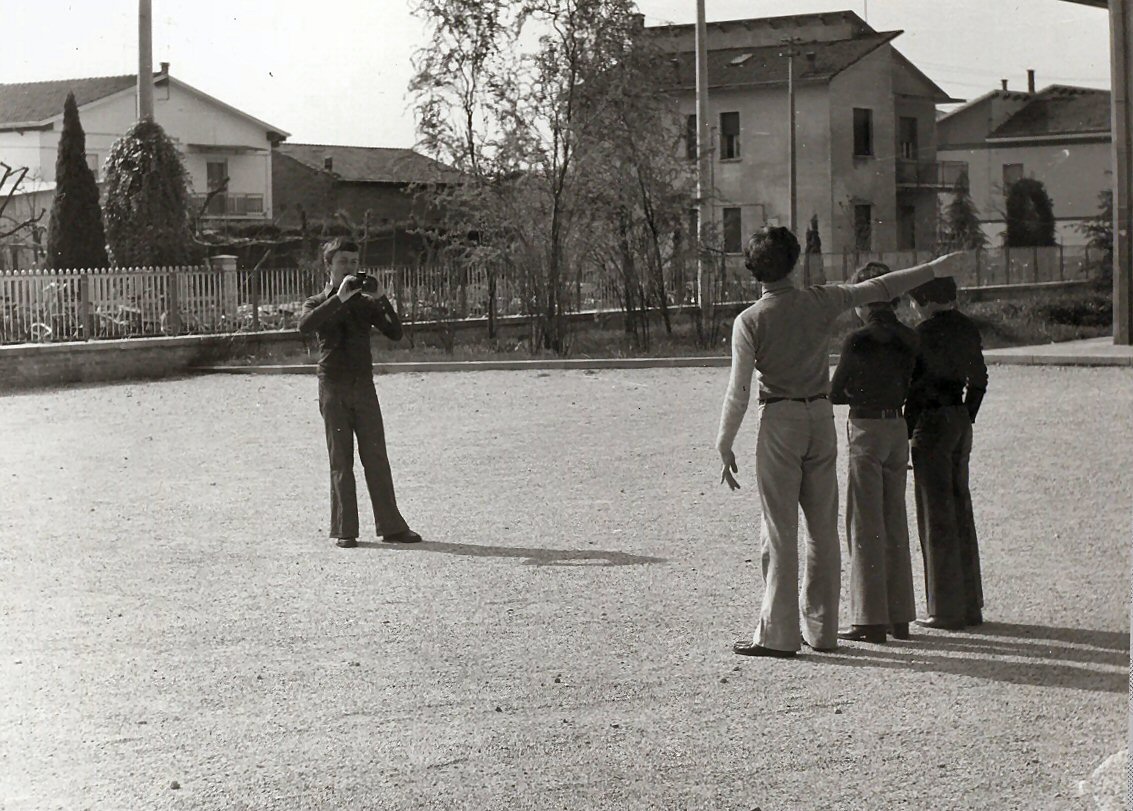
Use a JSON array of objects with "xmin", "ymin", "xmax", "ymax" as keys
[{"xmin": 210, "ymin": 254, "xmax": 239, "ymax": 323}]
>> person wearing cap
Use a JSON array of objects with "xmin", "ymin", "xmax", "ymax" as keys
[
  {"xmin": 905, "ymin": 276, "xmax": 988, "ymax": 630},
  {"xmin": 829, "ymin": 262, "xmax": 920, "ymax": 645},
  {"xmin": 298, "ymin": 237, "xmax": 422, "ymax": 549},
  {"xmin": 717, "ymin": 227, "xmax": 965, "ymax": 659}
]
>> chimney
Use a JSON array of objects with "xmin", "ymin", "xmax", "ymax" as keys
[
  {"xmin": 323, "ymin": 156, "xmax": 333, "ymax": 171},
  {"xmin": 160, "ymin": 61, "xmax": 169, "ymax": 74},
  {"xmin": 1001, "ymin": 79, "xmax": 1008, "ymax": 91},
  {"xmin": 1027, "ymin": 69, "xmax": 1035, "ymax": 93}
]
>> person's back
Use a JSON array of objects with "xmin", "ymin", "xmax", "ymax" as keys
[{"xmin": 735, "ymin": 284, "xmax": 848, "ymax": 401}]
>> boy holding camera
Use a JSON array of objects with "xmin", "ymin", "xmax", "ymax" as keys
[
  {"xmin": 717, "ymin": 227, "xmax": 963, "ymax": 658},
  {"xmin": 298, "ymin": 237, "xmax": 421, "ymax": 548}
]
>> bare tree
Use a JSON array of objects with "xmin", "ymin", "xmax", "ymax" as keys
[{"xmin": 0, "ymin": 163, "xmax": 47, "ymax": 244}]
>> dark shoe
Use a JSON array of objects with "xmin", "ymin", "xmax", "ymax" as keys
[
  {"xmin": 966, "ymin": 611, "xmax": 984, "ymax": 627},
  {"xmin": 915, "ymin": 616, "xmax": 966, "ymax": 631},
  {"xmin": 335, "ymin": 537, "xmax": 358, "ymax": 549},
  {"xmin": 382, "ymin": 529, "xmax": 422, "ymax": 544},
  {"xmin": 837, "ymin": 625, "xmax": 887, "ymax": 644},
  {"xmin": 733, "ymin": 641, "xmax": 796, "ymax": 658},
  {"xmin": 891, "ymin": 622, "xmax": 911, "ymax": 640}
]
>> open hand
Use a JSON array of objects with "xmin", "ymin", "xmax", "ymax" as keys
[
  {"xmin": 719, "ymin": 449, "xmax": 740, "ymax": 491},
  {"xmin": 337, "ymin": 276, "xmax": 361, "ymax": 303}
]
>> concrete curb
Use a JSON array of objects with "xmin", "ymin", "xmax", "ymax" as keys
[
  {"xmin": 192, "ymin": 356, "xmax": 733, "ymax": 375},
  {"xmin": 193, "ymin": 349, "xmax": 1133, "ymax": 376}
]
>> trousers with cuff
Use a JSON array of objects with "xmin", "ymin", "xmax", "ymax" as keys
[
  {"xmin": 753, "ymin": 398, "xmax": 841, "ymax": 652},
  {"xmin": 845, "ymin": 416, "xmax": 917, "ymax": 627},
  {"xmin": 910, "ymin": 405, "xmax": 983, "ymax": 622},
  {"xmin": 318, "ymin": 376, "xmax": 410, "ymax": 540}
]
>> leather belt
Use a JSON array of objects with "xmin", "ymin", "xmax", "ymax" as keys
[
  {"xmin": 849, "ymin": 407, "xmax": 902, "ymax": 419},
  {"xmin": 759, "ymin": 393, "xmax": 829, "ymax": 405}
]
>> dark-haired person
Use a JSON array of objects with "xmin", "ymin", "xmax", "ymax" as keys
[
  {"xmin": 717, "ymin": 227, "xmax": 964, "ymax": 658},
  {"xmin": 298, "ymin": 237, "xmax": 422, "ymax": 549},
  {"xmin": 905, "ymin": 276, "xmax": 987, "ymax": 631},
  {"xmin": 829, "ymin": 262, "xmax": 920, "ymax": 645}
]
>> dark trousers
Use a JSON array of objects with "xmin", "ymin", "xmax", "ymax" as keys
[
  {"xmin": 910, "ymin": 406, "xmax": 983, "ymax": 622},
  {"xmin": 318, "ymin": 377, "xmax": 409, "ymax": 540}
]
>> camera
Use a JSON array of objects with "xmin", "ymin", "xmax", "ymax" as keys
[{"xmin": 348, "ymin": 271, "xmax": 379, "ymax": 294}]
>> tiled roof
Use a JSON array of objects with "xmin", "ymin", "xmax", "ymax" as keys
[
  {"xmin": 278, "ymin": 143, "xmax": 458, "ymax": 184},
  {"xmin": 0, "ymin": 74, "xmax": 138, "ymax": 125},
  {"xmin": 989, "ymin": 85, "xmax": 1111, "ymax": 139},
  {"xmin": 658, "ymin": 31, "xmax": 900, "ymax": 90}
]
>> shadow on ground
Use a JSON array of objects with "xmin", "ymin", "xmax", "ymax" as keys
[
  {"xmin": 799, "ymin": 622, "xmax": 1129, "ymax": 694},
  {"xmin": 358, "ymin": 539, "xmax": 667, "ymax": 567}
]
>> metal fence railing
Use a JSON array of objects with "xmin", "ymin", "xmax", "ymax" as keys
[{"xmin": 0, "ymin": 245, "xmax": 1107, "ymax": 345}]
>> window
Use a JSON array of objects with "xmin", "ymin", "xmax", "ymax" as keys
[
  {"xmin": 853, "ymin": 108, "xmax": 873, "ymax": 157},
  {"xmin": 687, "ymin": 209, "xmax": 699, "ymax": 246},
  {"xmin": 206, "ymin": 160, "xmax": 228, "ymax": 216},
  {"xmin": 898, "ymin": 117, "xmax": 918, "ymax": 160},
  {"xmin": 719, "ymin": 111, "xmax": 740, "ymax": 160},
  {"xmin": 897, "ymin": 204, "xmax": 917, "ymax": 251},
  {"xmin": 686, "ymin": 114, "xmax": 697, "ymax": 161},
  {"xmin": 1003, "ymin": 163, "xmax": 1024, "ymax": 188},
  {"xmin": 84, "ymin": 153, "xmax": 99, "ymax": 181},
  {"xmin": 853, "ymin": 204, "xmax": 872, "ymax": 251},
  {"xmin": 722, "ymin": 207, "xmax": 742, "ymax": 253}
]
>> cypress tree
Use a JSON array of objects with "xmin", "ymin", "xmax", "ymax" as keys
[
  {"xmin": 46, "ymin": 92, "xmax": 109, "ymax": 269},
  {"xmin": 102, "ymin": 119, "xmax": 199, "ymax": 266},
  {"xmin": 1004, "ymin": 177, "xmax": 1056, "ymax": 247}
]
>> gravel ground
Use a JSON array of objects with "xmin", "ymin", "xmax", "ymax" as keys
[{"xmin": 1, "ymin": 366, "xmax": 1129, "ymax": 810}]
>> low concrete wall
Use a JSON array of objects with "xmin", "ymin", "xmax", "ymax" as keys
[{"xmin": 0, "ymin": 332, "xmax": 299, "ymax": 392}]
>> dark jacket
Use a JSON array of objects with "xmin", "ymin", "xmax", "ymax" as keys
[
  {"xmin": 905, "ymin": 308, "xmax": 988, "ymax": 436},
  {"xmin": 298, "ymin": 287, "xmax": 403, "ymax": 380},
  {"xmin": 830, "ymin": 309, "xmax": 920, "ymax": 411}
]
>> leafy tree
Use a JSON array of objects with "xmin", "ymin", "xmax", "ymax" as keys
[
  {"xmin": 1004, "ymin": 177, "xmax": 1056, "ymax": 248},
  {"xmin": 410, "ymin": 0, "xmax": 692, "ymax": 354},
  {"xmin": 46, "ymin": 92, "xmax": 109, "ymax": 269},
  {"xmin": 942, "ymin": 180, "xmax": 987, "ymax": 251},
  {"xmin": 102, "ymin": 119, "xmax": 198, "ymax": 266},
  {"xmin": 1076, "ymin": 189, "xmax": 1113, "ymax": 285}
]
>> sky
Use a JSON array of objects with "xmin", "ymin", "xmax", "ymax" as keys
[{"xmin": 0, "ymin": 0, "xmax": 1113, "ymax": 149}]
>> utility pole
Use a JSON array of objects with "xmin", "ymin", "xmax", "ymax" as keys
[
  {"xmin": 782, "ymin": 37, "xmax": 803, "ymax": 236},
  {"xmin": 1109, "ymin": 0, "xmax": 1133, "ymax": 345},
  {"xmin": 695, "ymin": 0, "xmax": 713, "ymax": 334},
  {"xmin": 138, "ymin": 0, "xmax": 154, "ymax": 121}
]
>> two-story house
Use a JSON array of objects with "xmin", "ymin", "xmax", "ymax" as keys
[
  {"xmin": 936, "ymin": 80, "xmax": 1112, "ymax": 245},
  {"xmin": 0, "ymin": 63, "xmax": 289, "ymax": 263},
  {"xmin": 646, "ymin": 10, "xmax": 961, "ymax": 261}
]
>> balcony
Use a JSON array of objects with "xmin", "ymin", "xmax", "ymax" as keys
[
  {"xmin": 896, "ymin": 160, "xmax": 969, "ymax": 191},
  {"xmin": 191, "ymin": 192, "xmax": 266, "ymax": 218}
]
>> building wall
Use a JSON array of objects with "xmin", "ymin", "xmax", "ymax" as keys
[
  {"xmin": 674, "ymin": 82, "xmax": 832, "ymax": 254},
  {"xmin": 829, "ymin": 46, "xmax": 898, "ymax": 252},
  {"xmin": 938, "ymin": 137, "xmax": 1111, "ymax": 244},
  {"xmin": 271, "ymin": 152, "xmax": 336, "ymax": 228}
]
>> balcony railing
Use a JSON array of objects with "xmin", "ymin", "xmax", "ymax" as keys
[
  {"xmin": 191, "ymin": 192, "xmax": 266, "ymax": 218},
  {"xmin": 896, "ymin": 160, "xmax": 969, "ymax": 191}
]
